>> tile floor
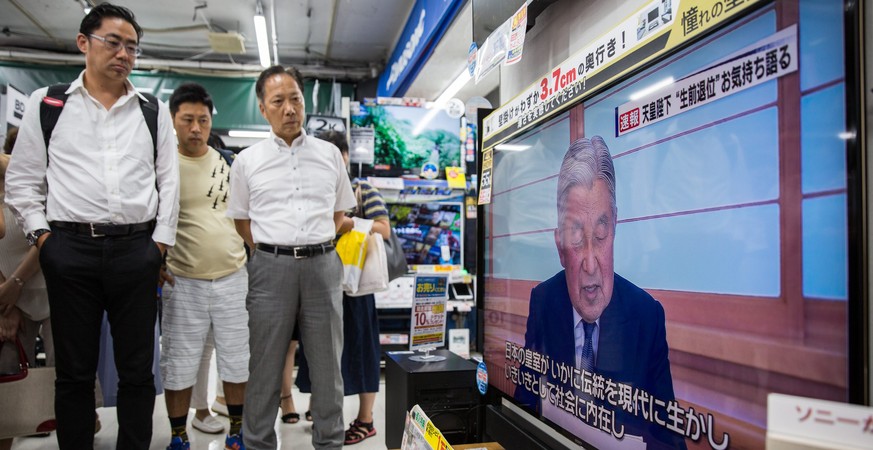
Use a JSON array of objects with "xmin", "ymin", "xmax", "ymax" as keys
[{"xmin": 10, "ymin": 369, "xmax": 388, "ymax": 450}]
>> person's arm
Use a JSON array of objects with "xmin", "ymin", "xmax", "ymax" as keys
[
  {"xmin": 371, "ymin": 218, "xmax": 390, "ymax": 240},
  {"xmin": 234, "ymin": 219, "xmax": 255, "ymax": 250},
  {"xmin": 334, "ymin": 211, "xmax": 349, "ymax": 234},
  {"xmin": 0, "ymin": 306, "xmax": 22, "ymax": 342},
  {"xmin": 0, "ymin": 209, "xmax": 5, "ymax": 239},
  {"xmin": 0, "ymin": 246, "xmax": 39, "ymax": 315},
  {"xmin": 5, "ymin": 89, "xmax": 51, "ymax": 237},
  {"xmin": 151, "ymin": 100, "xmax": 180, "ymax": 254}
]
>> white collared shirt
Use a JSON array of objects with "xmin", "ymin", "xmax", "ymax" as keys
[
  {"xmin": 4, "ymin": 70, "xmax": 180, "ymax": 245},
  {"xmin": 226, "ymin": 130, "xmax": 355, "ymax": 246}
]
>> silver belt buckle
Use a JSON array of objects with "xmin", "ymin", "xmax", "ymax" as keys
[
  {"xmin": 293, "ymin": 247, "xmax": 305, "ymax": 259},
  {"xmin": 90, "ymin": 223, "xmax": 105, "ymax": 238}
]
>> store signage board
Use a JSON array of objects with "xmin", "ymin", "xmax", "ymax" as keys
[
  {"xmin": 349, "ymin": 127, "xmax": 375, "ymax": 164},
  {"xmin": 305, "ymin": 114, "xmax": 346, "ymax": 136},
  {"xmin": 377, "ymin": 0, "xmax": 464, "ymax": 97},
  {"xmin": 767, "ymin": 394, "xmax": 873, "ymax": 449},
  {"xmin": 482, "ymin": 0, "xmax": 764, "ymax": 150},
  {"xmin": 5, "ymin": 84, "xmax": 27, "ymax": 128},
  {"xmin": 408, "ymin": 275, "xmax": 449, "ymax": 362}
]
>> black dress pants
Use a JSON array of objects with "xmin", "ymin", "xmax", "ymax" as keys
[{"xmin": 40, "ymin": 228, "xmax": 162, "ymax": 450}]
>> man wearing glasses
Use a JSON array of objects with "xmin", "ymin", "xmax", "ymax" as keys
[{"xmin": 4, "ymin": 4, "xmax": 179, "ymax": 449}]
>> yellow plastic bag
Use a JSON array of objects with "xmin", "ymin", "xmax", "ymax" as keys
[{"xmin": 336, "ymin": 217, "xmax": 373, "ymax": 293}]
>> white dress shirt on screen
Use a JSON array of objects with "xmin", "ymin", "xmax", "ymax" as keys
[
  {"xmin": 4, "ymin": 70, "xmax": 180, "ymax": 245},
  {"xmin": 226, "ymin": 130, "xmax": 355, "ymax": 246}
]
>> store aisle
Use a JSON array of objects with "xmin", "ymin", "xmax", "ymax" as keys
[{"xmin": 11, "ymin": 373, "xmax": 388, "ymax": 449}]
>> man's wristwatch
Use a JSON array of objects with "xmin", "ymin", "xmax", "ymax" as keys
[{"xmin": 26, "ymin": 229, "xmax": 51, "ymax": 247}]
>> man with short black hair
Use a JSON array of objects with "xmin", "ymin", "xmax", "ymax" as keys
[
  {"xmin": 161, "ymin": 83, "xmax": 249, "ymax": 450},
  {"xmin": 227, "ymin": 65, "xmax": 354, "ymax": 450},
  {"xmin": 4, "ymin": 3, "xmax": 179, "ymax": 449}
]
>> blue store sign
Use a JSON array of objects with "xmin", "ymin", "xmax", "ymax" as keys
[{"xmin": 377, "ymin": 0, "xmax": 464, "ymax": 97}]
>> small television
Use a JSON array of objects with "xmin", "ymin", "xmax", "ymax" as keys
[
  {"xmin": 351, "ymin": 104, "xmax": 463, "ymax": 177},
  {"xmin": 387, "ymin": 202, "xmax": 463, "ymax": 271}
]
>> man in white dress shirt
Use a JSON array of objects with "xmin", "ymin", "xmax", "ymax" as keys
[
  {"xmin": 226, "ymin": 65, "xmax": 354, "ymax": 450},
  {"xmin": 3, "ymin": 4, "xmax": 179, "ymax": 449}
]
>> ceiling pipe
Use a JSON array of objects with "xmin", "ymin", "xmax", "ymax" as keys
[
  {"xmin": 0, "ymin": 49, "xmax": 374, "ymax": 80},
  {"xmin": 270, "ymin": 0, "xmax": 279, "ymax": 65}
]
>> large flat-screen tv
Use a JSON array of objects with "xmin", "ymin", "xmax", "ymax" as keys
[
  {"xmin": 481, "ymin": 1, "xmax": 858, "ymax": 449},
  {"xmin": 388, "ymin": 202, "xmax": 463, "ymax": 271},
  {"xmin": 351, "ymin": 104, "xmax": 463, "ymax": 177}
]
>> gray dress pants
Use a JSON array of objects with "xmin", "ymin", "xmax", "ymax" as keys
[{"xmin": 242, "ymin": 248, "xmax": 344, "ymax": 450}]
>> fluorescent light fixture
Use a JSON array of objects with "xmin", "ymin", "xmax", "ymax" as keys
[
  {"xmin": 494, "ymin": 144, "xmax": 530, "ymax": 152},
  {"xmin": 413, "ymin": 69, "xmax": 471, "ymax": 136},
  {"xmin": 629, "ymin": 77, "xmax": 675, "ymax": 101},
  {"xmin": 838, "ymin": 131, "xmax": 856, "ymax": 140},
  {"xmin": 253, "ymin": 3, "xmax": 270, "ymax": 68},
  {"xmin": 228, "ymin": 130, "xmax": 271, "ymax": 139}
]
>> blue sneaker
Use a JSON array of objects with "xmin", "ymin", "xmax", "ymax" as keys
[
  {"xmin": 225, "ymin": 432, "xmax": 245, "ymax": 450},
  {"xmin": 166, "ymin": 436, "xmax": 190, "ymax": 450}
]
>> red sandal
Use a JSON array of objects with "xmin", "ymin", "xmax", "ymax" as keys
[{"xmin": 344, "ymin": 419, "xmax": 376, "ymax": 445}]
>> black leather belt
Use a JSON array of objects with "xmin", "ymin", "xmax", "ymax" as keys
[
  {"xmin": 257, "ymin": 242, "xmax": 334, "ymax": 259},
  {"xmin": 50, "ymin": 221, "xmax": 153, "ymax": 237}
]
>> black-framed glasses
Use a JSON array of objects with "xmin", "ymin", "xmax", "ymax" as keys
[{"xmin": 88, "ymin": 34, "xmax": 142, "ymax": 57}]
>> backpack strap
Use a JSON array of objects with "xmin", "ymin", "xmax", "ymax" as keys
[
  {"xmin": 40, "ymin": 84, "xmax": 160, "ymax": 162},
  {"xmin": 138, "ymin": 92, "xmax": 159, "ymax": 162},
  {"xmin": 214, "ymin": 147, "xmax": 235, "ymax": 167},
  {"xmin": 39, "ymin": 83, "xmax": 72, "ymax": 154}
]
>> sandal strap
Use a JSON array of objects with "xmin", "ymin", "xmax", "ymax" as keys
[{"xmin": 279, "ymin": 393, "xmax": 293, "ymax": 400}]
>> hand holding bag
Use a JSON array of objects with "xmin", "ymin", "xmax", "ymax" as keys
[
  {"xmin": 355, "ymin": 183, "xmax": 408, "ymax": 282},
  {"xmin": 349, "ymin": 231, "xmax": 390, "ymax": 296},
  {"xmin": 0, "ymin": 339, "xmax": 56, "ymax": 439},
  {"xmin": 336, "ymin": 217, "xmax": 373, "ymax": 294}
]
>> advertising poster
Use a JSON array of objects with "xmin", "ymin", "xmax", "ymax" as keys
[
  {"xmin": 409, "ymin": 275, "xmax": 449, "ymax": 351},
  {"xmin": 477, "ymin": 148, "xmax": 493, "ymax": 205},
  {"xmin": 505, "ymin": 3, "xmax": 528, "ymax": 65},
  {"xmin": 481, "ymin": 1, "xmax": 851, "ymax": 449}
]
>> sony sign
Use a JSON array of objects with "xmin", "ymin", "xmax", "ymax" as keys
[{"xmin": 386, "ymin": 9, "xmax": 426, "ymax": 91}]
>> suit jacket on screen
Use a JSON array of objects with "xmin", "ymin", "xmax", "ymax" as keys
[{"xmin": 515, "ymin": 270, "xmax": 685, "ymax": 449}]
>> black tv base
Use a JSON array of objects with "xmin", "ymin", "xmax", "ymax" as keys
[{"xmin": 484, "ymin": 404, "xmax": 593, "ymax": 450}]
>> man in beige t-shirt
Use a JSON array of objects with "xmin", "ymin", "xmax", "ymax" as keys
[{"xmin": 159, "ymin": 83, "xmax": 248, "ymax": 450}]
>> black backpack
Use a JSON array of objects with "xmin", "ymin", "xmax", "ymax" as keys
[{"xmin": 39, "ymin": 83, "xmax": 159, "ymax": 161}]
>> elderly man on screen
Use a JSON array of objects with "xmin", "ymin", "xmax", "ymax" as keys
[{"xmin": 515, "ymin": 136, "xmax": 685, "ymax": 449}]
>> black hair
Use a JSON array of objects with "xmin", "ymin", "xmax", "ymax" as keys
[
  {"xmin": 255, "ymin": 65, "xmax": 305, "ymax": 102},
  {"xmin": 317, "ymin": 130, "xmax": 348, "ymax": 155},
  {"xmin": 169, "ymin": 83, "xmax": 214, "ymax": 116},
  {"xmin": 79, "ymin": 3, "xmax": 143, "ymax": 41}
]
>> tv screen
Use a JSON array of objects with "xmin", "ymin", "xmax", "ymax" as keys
[
  {"xmin": 351, "ymin": 104, "xmax": 462, "ymax": 176},
  {"xmin": 388, "ymin": 202, "xmax": 463, "ymax": 270},
  {"xmin": 482, "ymin": 2, "xmax": 853, "ymax": 449}
]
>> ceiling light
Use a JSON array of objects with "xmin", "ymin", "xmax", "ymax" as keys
[
  {"xmin": 629, "ymin": 77, "xmax": 675, "ymax": 101},
  {"xmin": 253, "ymin": 2, "xmax": 270, "ymax": 67},
  {"xmin": 78, "ymin": 0, "xmax": 92, "ymax": 14},
  {"xmin": 228, "ymin": 130, "xmax": 270, "ymax": 138},
  {"xmin": 413, "ymin": 68, "xmax": 471, "ymax": 136},
  {"xmin": 494, "ymin": 144, "xmax": 530, "ymax": 152}
]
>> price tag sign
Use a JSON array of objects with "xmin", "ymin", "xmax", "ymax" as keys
[
  {"xmin": 305, "ymin": 115, "xmax": 347, "ymax": 136},
  {"xmin": 409, "ymin": 275, "xmax": 449, "ymax": 352}
]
